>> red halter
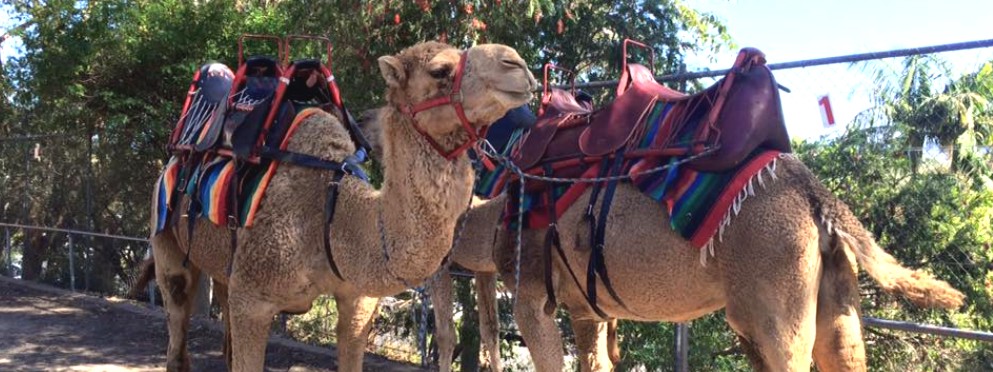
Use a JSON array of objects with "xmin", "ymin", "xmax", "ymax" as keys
[{"xmin": 399, "ymin": 52, "xmax": 487, "ymax": 160}]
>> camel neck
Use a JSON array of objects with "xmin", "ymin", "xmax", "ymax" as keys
[{"xmin": 376, "ymin": 109, "xmax": 475, "ymax": 283}]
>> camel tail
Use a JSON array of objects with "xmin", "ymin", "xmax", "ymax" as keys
[
  {"xmin": 821, "ymin": 196, "xmax": 965, "ymax": 310},
  {"xmin": 128, "ymin": 257, "xmax": 156, "ymax": 300}
]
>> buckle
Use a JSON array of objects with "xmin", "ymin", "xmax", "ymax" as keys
[
  {"xmin": 226, "ymin": 215, "xmax": 239, "ymax": 230},
  {"xmin": 450, "ymin": 89, "xmax": 464, "ymax": 103}
]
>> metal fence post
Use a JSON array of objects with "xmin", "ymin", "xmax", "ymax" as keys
[
  {"xmin": 147, "ymin": 243, "xmax": 157, "ymax": 307},
  {"xmin": 67, "ymin": 234, "xmax": 76, "ymax": 292},
  {"xmin": 4, "ymin": 227, "xmax": 11, "ymax": 276},
  {"xmin": 674, "ymin": 322, "xmax": 689, "ymax": 372},
  {"xmin": 417, "ymin": 288, "xmax": 429, "ymax": 367}
]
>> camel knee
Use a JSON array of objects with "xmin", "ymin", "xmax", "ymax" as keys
[
  {"xmin": 164, "ymin": 274, "xmax": 190, "ymax": 306},
  {"xmin": 736, "ymin": 334, "xmax": 767, "ymax": 371}
]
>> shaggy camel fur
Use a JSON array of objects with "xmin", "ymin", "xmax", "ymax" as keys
[
  {"xmin": 493, "ymin": 154, "xmax": 965, "ymax": 371},
  {"xmin": 150, "ymin": 42, "xmax": 536, "ymax": 372}
]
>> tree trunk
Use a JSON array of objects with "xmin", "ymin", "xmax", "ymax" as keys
[{"xmin": 20, "ymin": 230, "xmax": 46, "ymax": 281}]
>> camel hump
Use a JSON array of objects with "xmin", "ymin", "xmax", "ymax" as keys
[{"xmin": 817, "ymin": 191, "xmax": 965, "ymax": 310}]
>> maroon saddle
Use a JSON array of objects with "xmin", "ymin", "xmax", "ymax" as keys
[{"xmin": 509, "ymin": 47, "xmax": 792, "ymax": 184}]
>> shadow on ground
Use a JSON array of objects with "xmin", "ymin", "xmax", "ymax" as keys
[{"xmin": 0, "ymin": 276, "xmax": 425, "ymax": 372}]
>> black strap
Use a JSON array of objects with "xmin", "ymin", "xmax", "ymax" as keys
[
  {"xmin": 341, "ymin": 106, "xmax": 375, "ymax": 162},
  {"xmin": 225, "ymin": 159, "xmax": 241, "ymax": 277},
  {"xmin": 258, "ymin": 147, "xmax": 369, "ymax": 182},
  {"xmin": 591, "ymin": 152, "xmax": 632, "ymax": 312},
  {"xmin": 584, "ymin": 152, "xmax": 634, "ymax": 316},
  {"xmin": 178, "ymin": 153, "xmax": 205, "ymax": 268},
  {"xmin": 183, "ymin": 198, "xmax": 199, "ymax": 268},
  {"xmin": 543, "ymin": 163, "xmax": 610, "ymax": 319},
  {"xmin": 581, "ymin": 158, "xmax": 612, "ymax": 314},
  {"xmin": 324, "ymin": 172, "xmax": 346, "ymax": 280},
  {"xmin": 542, "ymin": 164, "xmax": 560, "ymax": 316}
]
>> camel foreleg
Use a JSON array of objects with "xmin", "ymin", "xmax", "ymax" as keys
[
  {"xmin": 475, "ymin": 272, "xmax": 502, "ymax": 372},
  {"xmin": 335, "ymin": 292, "xmax": 380, "ymax": 372},
  {"xmin": 513, "ymin": 281, "xmax": 564, "ymax": 372},
  {"xmin": 226, "ymin": 284, "xmax": 279, "ymax": 372}
]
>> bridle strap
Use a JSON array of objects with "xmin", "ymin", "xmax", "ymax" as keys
[{"xmin": 399, "ymin": 52, "xmax": 483, "ymax": 160}]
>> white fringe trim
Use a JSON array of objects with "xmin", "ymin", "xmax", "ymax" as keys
[{"xmin": 699, "ymin": 158, "xmax": 781, "ymax": 267}]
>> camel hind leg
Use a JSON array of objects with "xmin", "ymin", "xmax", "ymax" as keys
[
  {"xmin": 151, "ymin": 232, "xmax": 202, "ymax": 372},
  {"xmin": 812, "ymin": 231, "xmax": 867, "ymax": 371},
  {"xmin": 721, "ymin": 199, "xmax": 822, "ymax": 371},
  {"xmin": 212, "ymin": 280, "xmax": 233, "ymax": 369},
  {"xmin": 573, "ymin": 319, "xmax": 615, "ymax": 372}
]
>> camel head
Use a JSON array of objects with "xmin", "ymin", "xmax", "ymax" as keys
[{"xmin": 378, "ymin": 41, "xmax": 537, "ymax": 159}]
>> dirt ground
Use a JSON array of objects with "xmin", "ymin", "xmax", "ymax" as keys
[{"xmin": 0, "ymin": 276, "xmax": 426, "ymax": 372}]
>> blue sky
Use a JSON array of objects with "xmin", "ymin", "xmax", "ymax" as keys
[
  {"xmin": 683, "ymin": 0, "xmax": 993, "ymax": 140},
  {"xmin": 3, "ymin": 1, "xmax": 992, "ymax": 141}
]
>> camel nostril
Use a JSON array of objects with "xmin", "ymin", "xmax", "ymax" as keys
[{"xmin": 500, "ymin": 58, "xmax": 526, "ymax": 70}]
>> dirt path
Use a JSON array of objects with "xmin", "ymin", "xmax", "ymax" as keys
[{"xmin": 0, "ymin": 276, "xmax": 426, "ymax": 372}]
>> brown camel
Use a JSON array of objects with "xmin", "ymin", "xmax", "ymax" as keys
[
  {"xmin": 150, "ymin": 41, "xmax": 536, "ymax": 372},
  {"xmin": 493, "ymin": 153, "xmax": 965, "ymax": 371}
]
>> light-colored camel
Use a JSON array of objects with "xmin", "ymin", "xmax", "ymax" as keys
[
  {"xmin": 150, "ymin": 41, "xmax": 536, "ymax": 372},
  {"xmin": 423, "ymin": 195, "xmax": 621, "ymax": 372},
  {"xmin": 493, "ymin": 153, "xmax": 965, "ymax": 371},
  {"xmin": 351, "ymin": 109, "xmax": 618, "ymax": 372}
]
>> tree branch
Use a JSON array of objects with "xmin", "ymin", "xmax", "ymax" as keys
[{"xmin": 0, "ymin": 21, "xmax": 32, "ymax": 44}]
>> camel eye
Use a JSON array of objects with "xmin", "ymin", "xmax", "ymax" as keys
[{"xmin": 429, "ymin": 66, "xmax": 452, "ymax": 79}]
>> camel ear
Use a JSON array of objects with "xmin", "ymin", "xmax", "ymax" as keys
[{"xmin": 378, "ymin": 56, "xmax": 406, "ymax": 88}]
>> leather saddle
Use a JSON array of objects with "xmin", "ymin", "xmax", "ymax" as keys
[{"xmin": 510, "ymin": 47, "xmax": 791, "ymax": 178}]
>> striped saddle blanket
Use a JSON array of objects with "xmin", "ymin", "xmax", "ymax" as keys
[
  {"xmin": 500, "ymin": 97, "xmax": 784, "ymax": 250},
  {"xmin": 154, "ymin": 108, "xmax": 325, "ymax": 234}
]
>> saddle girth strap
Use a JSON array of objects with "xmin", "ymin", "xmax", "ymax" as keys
[
  {"xmin": 181, "ymin": 154, "xmax": 203, "ymax": 268},
  {"xmin": 542, "ymin": 164, "xmax": 560, "ymax": 316},
  {"xmin": 586, "ymin": 152, "xmax": 634, "ymax": 315},
  {"xmin": 542, "ymin": 164, "xmax": 608, "ymax": 319},
  {"xmin": 324, "ymin": 171, "xmax": 346, "ymax": 281},
  {"xmin": 225, "ymin": 159, "xmax": 241, "ymax": 277}
]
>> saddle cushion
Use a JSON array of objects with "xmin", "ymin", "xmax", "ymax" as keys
[
  {"xmin": 170, "ymin": 63, "xmax": 234, "ymax": 150},
  {"xmin": 510, "ymin": 48, "xmax": 791, "ymax": 181},
  {"xmin": 512, "ymin": 88, "xmax": 593, "ymax": 170}
]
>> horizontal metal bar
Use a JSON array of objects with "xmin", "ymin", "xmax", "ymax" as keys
[
  {"xmin": 0, "ymin": 134, "xmax": 76, "ymax": 142},
  {"xmin": 0, "ymin": 222, "xmax": 148, "ymax": 242},
  {"xmin": 863, "ymin": 317, "xmax": 993, "ymax": 343},
  {"xmin": 449, "ymin": 270, "xmax": 475, "ymax": 278},
  {"xmin": 538, "ymin": 38, "xmax": 993, "ymax": 91}
]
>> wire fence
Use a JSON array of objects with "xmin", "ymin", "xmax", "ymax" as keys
[{"xmin": 2, "ymin": 38, "xmax": 993, "ymax": 370}]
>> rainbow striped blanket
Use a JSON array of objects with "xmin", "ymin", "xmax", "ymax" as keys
[
  {"xmin": 153, "ymin": 108, "xmax": 325, "ymax": 234},
  {"xmin": 502, "ymin": 99, "xmax": 784, "ymax": 251}
]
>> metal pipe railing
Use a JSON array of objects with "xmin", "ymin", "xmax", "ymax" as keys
[{"xmin": 537, "ymin": 38, "xmax": 993, "ymax": 91}]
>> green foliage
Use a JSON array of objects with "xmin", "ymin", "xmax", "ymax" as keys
[{"xmin": 795, "ymin": 116, "xmax": 993, "ymax": 370}]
